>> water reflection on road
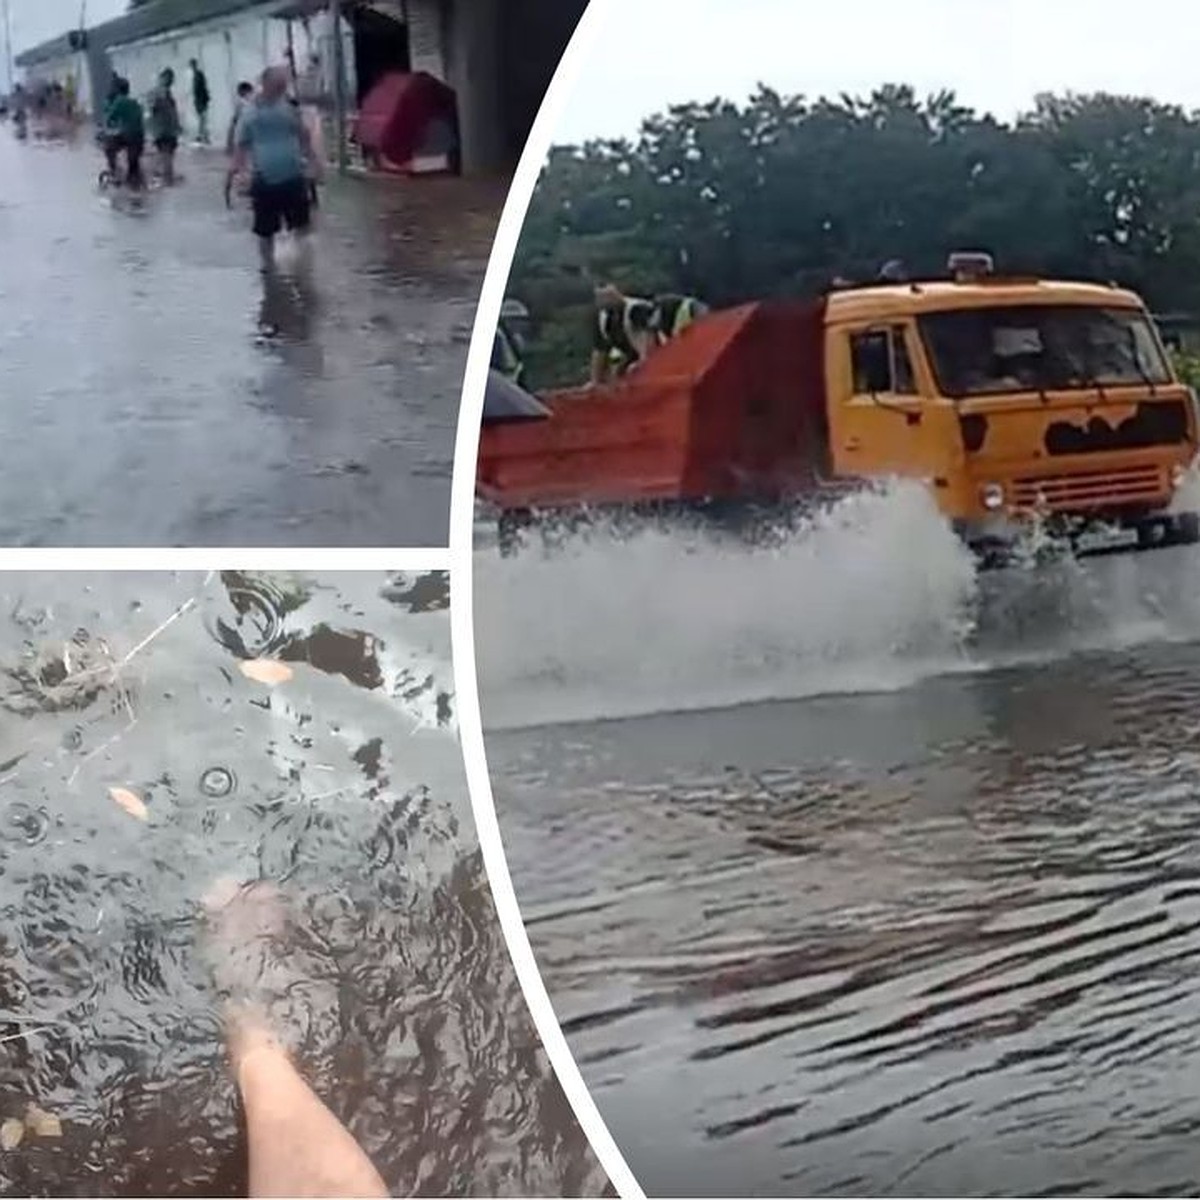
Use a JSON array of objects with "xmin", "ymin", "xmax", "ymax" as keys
[{"xmin": 0, "ymin": 134, "xmax": 502, "ymax": 545}]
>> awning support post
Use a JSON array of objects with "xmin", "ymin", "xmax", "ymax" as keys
[{"xmin": 330, "ymin": 0, "xmax": 348, "ymax": 174}]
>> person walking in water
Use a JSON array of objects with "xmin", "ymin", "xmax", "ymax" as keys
[
  {"xmin": 231, "ymin": 65, "xmax": 321, "ymax": 271},
  {"xmin": 190, "ymin": 58, "xmax": 211, "ymax": 144},
  {"xmin": 226, "ymin": 80, "xmax": 255, "ymax": 153},
  {"xmin": 148, "ymin": 67, "xmax": 182, "ymax": 183}
]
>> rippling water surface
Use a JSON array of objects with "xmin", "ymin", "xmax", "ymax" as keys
[
  {"xmin": 478, "ymin": 491, "xmax": 1200, "ymax": 1196},
  {"xmin": 0, "ymin": 571, "xmax": 604, "ymax": 1197},
  {"xmin": 0, "ymin": 132, "xmax": 500, "ymax": 545}
]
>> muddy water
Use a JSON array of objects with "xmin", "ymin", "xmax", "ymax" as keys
[
  {"xmin": 479, "ymin": 522, "xmax": 1200, "ymax": 1196},
  {"xmin": 0, "ymin": 132, "xmax": 503, "ymax": 546},
  {"xmin": 0, "ymin": 572, "xmax": 604, "ymax": 1197}
]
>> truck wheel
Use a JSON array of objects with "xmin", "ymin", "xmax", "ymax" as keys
[{"xmin": 1175, "ymin": 513, "xmax": 1200, "ymax": 545}]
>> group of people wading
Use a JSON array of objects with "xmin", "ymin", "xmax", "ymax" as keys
[{"xmin": 491, "ymin": 282, "xmax": 709, "ymax": 391}]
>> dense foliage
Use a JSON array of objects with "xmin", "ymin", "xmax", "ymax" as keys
[{"xmin": 511, "ymin": 85, "xmax": 1200, "ymax": 387}]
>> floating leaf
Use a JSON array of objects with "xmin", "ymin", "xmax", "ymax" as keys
[
  {"xmin": 238, "ymin": 659, "xmax": 294, "ymax": 686},
  {"xmin": 108, "ymin": 786, "xmax": 148, "ymax": 822},
  {"xmin": 0, "ymin": 1118, "xmax": 23, "ymax": 1150},
  {"xmin": 25, "ymin": 1105, "xmax": 61, "ymax": 1139}
]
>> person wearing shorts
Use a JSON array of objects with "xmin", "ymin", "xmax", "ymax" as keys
[
  {"xmin": 148, "ymin": 68, "xmax": 181, "ymax": 183},
  {"xmin": 232, "ymin": 65, "xmax": 320, "ymax": 270}
]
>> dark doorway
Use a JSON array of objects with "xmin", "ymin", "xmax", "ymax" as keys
[{"xmin": 350, "ymin": 6, "xmax": 411, "ymax": 106}]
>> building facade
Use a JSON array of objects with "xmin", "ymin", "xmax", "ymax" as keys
[{"xmin": 16, "ymin": 0, "xmax": 585, "ymax": 173}]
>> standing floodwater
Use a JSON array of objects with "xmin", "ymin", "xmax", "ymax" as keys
[
  {"xmin": 0, "ymin": 572, "xmax": 605, "ymax": 1196},
  {"xmin": 0, "ymin": 134, "xmax": 502, "ymax": 545},
  {"xmin": 478, "ymin": 504, "xmax": 1200, "ymax": 1196}
]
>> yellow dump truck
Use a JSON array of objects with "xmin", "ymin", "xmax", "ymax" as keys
[{"xmin": 478, "ymin": 253, "xmax": 1200, "ymax": 564}]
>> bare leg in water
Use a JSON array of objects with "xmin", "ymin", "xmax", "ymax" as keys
[{"xmin": 205, "ymin": 879, "xmax": 388, "ymax": 1199}]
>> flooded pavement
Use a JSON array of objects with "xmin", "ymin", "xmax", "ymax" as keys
[
  {"xmin": 0, "ymin": 131, "xmax": 503, "ymax": 545},
  {"xmin": 477, "ymin": 498, "xmax": 1200, "ymax": 1196},
  {"xmin": 0, "ymin": 571, "xmax": 606, "ymax": 1197}
]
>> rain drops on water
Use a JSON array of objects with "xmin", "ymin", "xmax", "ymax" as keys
[{"xmin": 199, "ymin": 766, "xmax": 236, "ymax": 798}]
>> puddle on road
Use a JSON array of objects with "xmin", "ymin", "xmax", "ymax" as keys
[{"xmin": 0, "ymin": 571, "xmax": 603, "ymax": 1197}]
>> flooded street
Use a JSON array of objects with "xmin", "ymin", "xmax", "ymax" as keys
[
  {"xmin": 0, "ymin": 572, "xmax": 604, "ymax": 1197},
  {"xmin": 0, "ymin": 131, "xmax": 502, "ymax": 546},
  {"xmin": 477, "ymin": 495, "xmax": 1200, "ymax": 1196}
]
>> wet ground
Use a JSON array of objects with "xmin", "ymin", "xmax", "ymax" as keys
[
  {"xmin": 0, "ymin": 128, "xmax": 503, "ymax": 545},
  {"xmin": 0, "ymin": 571, "xmax": 605, "ymax": 1197},
  {"xmin": 477, "ymin": 505, "xmax": 1200, "ymax": 1196}
]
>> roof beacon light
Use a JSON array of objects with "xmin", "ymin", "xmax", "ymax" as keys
[{"xmin": 948, "ymin": 251, "xmax": 995, "ymax": 283}]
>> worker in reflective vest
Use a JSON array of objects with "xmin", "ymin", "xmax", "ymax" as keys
[
  {"xmin": 492, "ymin": 298, "xmax": 529, "ymax": 387},
  {"xmin": 650, "ymin": 293, "xmax": 709, "ymax": 343},
  {"xmin": 590, "ymin": 283, "xmax": 657, "ymax": 384}
]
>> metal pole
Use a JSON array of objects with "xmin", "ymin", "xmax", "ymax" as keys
[
  {"xmin": 329, "ymin": 0, "xmax": 347, "ymax": 173},
  {"xmin": 2, "ymin": 0, "xmax": 14, "ymax": 96}
]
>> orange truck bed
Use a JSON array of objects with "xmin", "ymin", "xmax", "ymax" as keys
[{"xmin": 476, "ymin": 301, "xmax": 832, "ymax": 511}]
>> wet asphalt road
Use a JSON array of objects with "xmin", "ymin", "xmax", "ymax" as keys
[
  {"xmin": 478, "ymin": 515, "xmax": 1200, "ymax": 1196},
  {"xmin": 0, "ymin": 572, "xmax": 607, "ymax": 1197},
  {"xmin": 0, "ymin": 128, "xmax": 502, "ymax": 546}
]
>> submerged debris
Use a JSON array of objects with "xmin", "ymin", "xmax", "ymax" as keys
[
  {"xmin": 108, "ymin": 786, "xmax": 148, "ymax": 822},
  {"xmin": 239, "ymin": 659, "xmax": 294, "ymax": 686}
]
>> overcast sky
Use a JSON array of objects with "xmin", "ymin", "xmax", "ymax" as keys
[
  {"xmin": 555, "ymin": 0, "xmax": 1200, "ymax": 143},
  {"xmin": 3, "ymin": 0, "xmax": 124, "ymax": 89}
]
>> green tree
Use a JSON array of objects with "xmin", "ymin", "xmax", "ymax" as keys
[{"xmin": 510, "ymin": 85, "xmax": 1200, "ymax": 388}]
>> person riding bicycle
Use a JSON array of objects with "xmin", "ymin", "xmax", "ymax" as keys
[{"xmin": 102, "ymin": 77, "xmax": 145, "ymax": 188}]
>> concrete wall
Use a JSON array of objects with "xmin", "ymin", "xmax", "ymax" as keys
[
  {"xmin": 446, "ymin": 0, "xmax": 586, "ymax": 173},
  {"xmin": 445, "ymin": 0, "xmax": 504, "ymax": 173},
  {"xmin": 406, "ymin": 0, "xmax": 446, "ymax": 77},
  {"xmin": 106, "ymin": 3, "xmax": 295, "ymax": 145},
  {"xmin": 86, "ymin": 0, "xmax": 584, "ymax": 173}
]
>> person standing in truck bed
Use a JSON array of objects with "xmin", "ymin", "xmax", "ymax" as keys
[
  {"xmin": 590, "ymin": 283, "xmax": 657, "ymax": 384},
  {"xmin": 651, "ymin": 293, "xmax": 709, "ymax": 343}
]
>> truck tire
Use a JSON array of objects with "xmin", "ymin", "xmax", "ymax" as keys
[{"xmin": 1175, "ymin": 512, "xmax": 1200, "ymax": 545}]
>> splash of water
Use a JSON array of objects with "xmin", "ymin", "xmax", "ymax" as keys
[
  {"xmin": 475, "ymin": 483, "xmax": 981, "ymax": 729},
  {"xmin": 475, "ymin": 482, "xmax": 1200, "ymax": 730}
]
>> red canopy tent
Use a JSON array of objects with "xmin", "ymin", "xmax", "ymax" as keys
[{"xmin": 353, "ymin": 70, "xmax": 459, "ymax": 175}]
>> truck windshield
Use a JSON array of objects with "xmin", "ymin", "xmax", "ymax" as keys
[{"xmin": 918, "ymin": 305, "xmax": 1172, "ymax": 399}]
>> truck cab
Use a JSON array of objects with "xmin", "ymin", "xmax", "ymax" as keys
[{"xmin": 824, "ymin": 254, "xmax": 1199, "ymax": 556}]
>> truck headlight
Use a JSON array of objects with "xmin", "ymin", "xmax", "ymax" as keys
[
  {"xmin": 980, "ymin": 482, "xmax": 1005, "ymax": 511},
  {"xmin": 1171, "ymin": 463, "xmax": 1188, "ymax": 488}
]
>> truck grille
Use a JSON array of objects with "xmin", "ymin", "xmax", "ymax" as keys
[
  {"xmin": 1044, "ymin": 401, "xmax": 1189, "ymax": 456},
  {"xmin": 1011, "ymin": 465, "xmax": 1165, "ymax": 512}
]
